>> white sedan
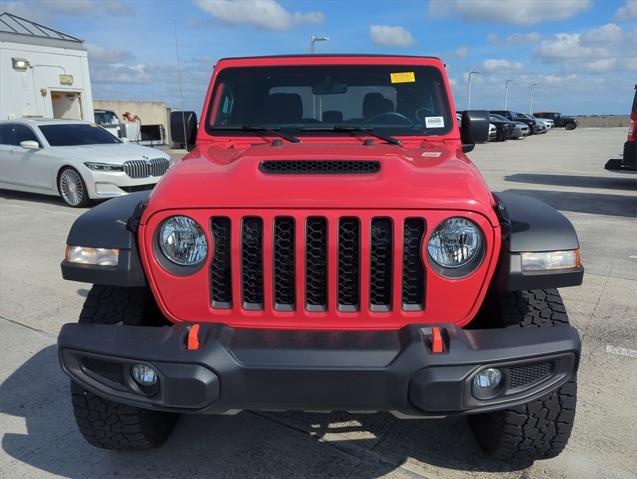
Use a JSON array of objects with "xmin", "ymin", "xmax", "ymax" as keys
[{"xmin": 0, "ymin": 119, "xmax": 173, "ymax": 207}]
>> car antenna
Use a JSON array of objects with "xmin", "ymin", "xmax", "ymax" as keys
[{"xmin": 174, "ymin": 21, "xmax": 187, "ymax": 149}]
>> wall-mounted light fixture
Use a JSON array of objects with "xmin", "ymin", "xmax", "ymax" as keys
[{"xmin": 12, "ymin": 57, "xmax": 30, "ymax": 71}]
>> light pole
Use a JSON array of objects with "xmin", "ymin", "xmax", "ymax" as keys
[
  {"xmin": 310, "ymin": 35, "xmax": 329, "ymax": 53},
  {"xmin": 529, "ymin": 83, "xmax": 539, "ymax": 114},
  {"xmin": 504, "ymin": 79, "xmax": 514, "ymax": 110},
  {"xmin": 467, "ymin": 71, "xmax": 479, "ymax": 110}
]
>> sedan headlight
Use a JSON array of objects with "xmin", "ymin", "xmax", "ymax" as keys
[
  {"xmin": 84, "ymin": 162, "xmax": 123, "ymax": 171},
  {"xmin": 427, "ymin": 217, "xmax": 484, "ymax": 276},
  {"xmin": 158, "ymin": 216, "xmax": 208, "ymax": 266}
]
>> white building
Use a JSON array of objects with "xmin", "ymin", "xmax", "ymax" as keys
[{"xmin": 0, "ymin": 12, "xmax": 94, "ymax": 122}]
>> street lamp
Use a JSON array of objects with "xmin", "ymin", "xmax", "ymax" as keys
[
  {"xmin": 310, "ymin": 35, "xmax": 329, "ymax": 54},
  {"xmin": 529, "ymin": 83, "xmax": 539, "ymax": 114},
  {"xmin": 467, "ymin": 71, "xmax": 479, "ymax": 110},
  {"xmin": 504, "ymin": 79, "xmax": 514, "ymax": 110}
]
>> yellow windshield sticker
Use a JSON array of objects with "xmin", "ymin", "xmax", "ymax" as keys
[{"xmin": 390, "ymin": 71, "xmax": 415, "ymax": 83}]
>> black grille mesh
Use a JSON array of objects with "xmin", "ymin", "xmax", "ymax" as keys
[
  {"xmin": 260, "ymin": 160, "xmax": 380, "ymax": 174},
  {"xmin": 305, "ymin": 217, "xmax": 328, "ymax": 311},
  {"xmin": 210, "ymin": 217, "xmax": 232, "ymax": 308},
  {"xmin": 370, "ymin": 218, "xmax": 393, "ymax": 311},
  {"xmin": 241, "ymin": 217, "xmax": 264, "ymax": 309},
  {"xmin": 82, "ymin": 357, "xmax": 124, "ymax": 385},
  {"xmin": 402, "ymin": 218, "xmax": 426, "ymax": 310},
  {"xmin": 338, "ymin": 218, "xmax": 360, "ymax": 311},
  {"xmin": 509, "ymin": 362, "xmax": 554, "ymax": 389},
  {"xmin": 273, "ymin": 217, "xmax": 296, "ymax": 310}
]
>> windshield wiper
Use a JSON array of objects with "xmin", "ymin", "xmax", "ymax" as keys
[
  {"xmin": 210, "ymin": 125, "xmax": 300, "ymax": 143},
  {"xmin": 300, "ymin": 125, "xmax": 402, "ymax": 146}
]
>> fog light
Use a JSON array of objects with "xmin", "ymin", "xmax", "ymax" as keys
[
  {"xmin": 473, "ymin": 368, "xmax": 502, "ymax": 391},
  {"xmin": 131, "ymin": 364, "xmax": 158, "ymax": 386}
]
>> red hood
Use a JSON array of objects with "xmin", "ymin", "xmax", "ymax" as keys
[{"xmin": 143, "ymin": 140, "xmax": 497, "ymax": 223}]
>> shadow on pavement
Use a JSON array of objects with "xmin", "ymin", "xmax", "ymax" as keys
[
  {"xmin": 504, "ymin": 174, "xmax": 637, "ymax": 191},
  {"xmin": 1, "ymin": 346, "xmax": 526, "ymax": 478},
  {"xmin": 0, "ymin": 189, "xmax": 70, "ymax": 207},
  {"xmin": 500, "ymin": 188, "xmax": 637, "ymax": 218}
]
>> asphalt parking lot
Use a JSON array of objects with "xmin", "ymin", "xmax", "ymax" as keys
[{"xmin": 1, "ymin": 128, "xmax": 635, "ymax": 479}]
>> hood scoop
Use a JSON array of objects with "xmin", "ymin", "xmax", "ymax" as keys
[{"xmin": 259, "ymin": 160, "xmax": 381, "ymax": 175}]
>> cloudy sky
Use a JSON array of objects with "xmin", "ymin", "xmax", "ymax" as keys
[{"xmin": 2, "ymin": 0, "xmax": 636, "ymax": 115}]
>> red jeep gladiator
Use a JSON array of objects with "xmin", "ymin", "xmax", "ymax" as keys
[{"xmin": 58, "ymin": 55, "xmax": 583, "ymax": 464}]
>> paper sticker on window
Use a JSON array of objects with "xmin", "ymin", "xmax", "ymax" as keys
[
  {"xmin": 390, "ymin": 72, "xmax": 415, "ymax": 83},
  {"xmin": 425, "ymin": 116, "xmax": 445, "ymax": 128}
]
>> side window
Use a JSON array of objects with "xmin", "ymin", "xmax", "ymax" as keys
[
  {"xmin": 13, "ymin": 125, "xmax": 40, "ymax": 147},
  {"xmin": 0, "ymin": 125, "xmax": 15, "ymax": 145}
]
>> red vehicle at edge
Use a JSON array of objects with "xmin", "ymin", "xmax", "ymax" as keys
[{"xmin": 59, "ymin": 55, "xmax": 583, "ymax": 465}]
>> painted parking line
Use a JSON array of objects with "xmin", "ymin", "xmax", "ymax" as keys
[{"xmin": 606, "ymin": 345, "xmax": 637, "ymax": 358}]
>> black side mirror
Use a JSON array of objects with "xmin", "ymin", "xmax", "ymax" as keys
[
  {"xmin": 461, "ymin": 110, "xmax": 489, "ymax": 152},
  {"xmin": 170, "ymin": 111, "xmax": 198, "ymax": 151}
]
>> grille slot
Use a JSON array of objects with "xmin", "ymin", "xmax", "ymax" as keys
[
  {"xmin": 508, "ymin": 362, "xmax": 554, "ymax": 389},
  {"xmin": 402, "ymin": 218, "xmax": 426, "ymax": 311},
  {"xmin": 305, "ymin": 217, "xmax": 328, "ymax": 311},
  {"xmin": 338, "ymin": 218, "xmax": 360, "ymax": 312},
  {"xmin": 260, "ymin": 160, "xmax": 380, "ymax": 174},
  {"xmin": 123, "ymin": 158, "xmax": 169, "ymax": 179},
  {"xmin": 273, "ymin": 217, "xmax": 296, "ymax": 311},
  {"xmin": 81, "ymin": 357, "xmax": 124, "ymax": 385},
  {"xmin": 241, "ymin": 217, "xmax": 264, "ymax": 310},
  {"xmin": 370, "ymin": 218, "xmax": 393, "ymax": 311},
  {"xmin": 210, "ymin": 217, "xmax": 232, "ymax": 308}
]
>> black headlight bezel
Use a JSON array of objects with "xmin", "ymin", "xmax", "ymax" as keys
[
  {"xmin": 153, "ymin": 215, "xmax": 209, "ymax": 276},
  {"xmin": 426, "ymin": 217, "xmax": 486, "ymax": 279}
]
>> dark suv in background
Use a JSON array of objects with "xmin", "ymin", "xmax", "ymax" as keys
[
  {"xmin": 534, "ymin": 112, "xmax": 578, "ymax": 130},
  {"xmin": 490, "ymin": 110, "xmax": 543, "ymax": 134}
]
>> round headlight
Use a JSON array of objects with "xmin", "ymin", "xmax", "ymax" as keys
[
  {"xmin": 427, "ymin": 217, "xmax": 482, "ymax": 269},
  {"xmin": 159, "ymin": 216, "xmax": 207, "ymax": 266}
]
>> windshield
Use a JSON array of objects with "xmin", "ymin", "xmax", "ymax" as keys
[
  {"xmin": 40, "ymin": 124, "xmax": 122, "ymax": 146},
  {"xmin": 206, "ymin": 65, "xmax": 453, "ymax": 137},
  {"xmin": 94, "ymin": 111, "xmax": 119, "ymax": 126},
  {"xmin": 490, "ymin": 114, "xmax": 508, "ymax": 122}
]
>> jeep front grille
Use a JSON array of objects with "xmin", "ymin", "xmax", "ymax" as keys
[
  {"xmin": 123, "ymin": 158, "xmax": 169, "ymax": 179},
  {"xmin": 209, "ymin": 213, "xmax": 427, "ymax": 314}
]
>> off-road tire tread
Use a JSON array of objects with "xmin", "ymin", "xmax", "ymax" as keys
[
  {"xmin": 71, "ymin": 285, "xmax": 178, "ymax": 450},
  {"xmin": 469, "ymin": 289, "xmax": 577, "ymax": 464}
]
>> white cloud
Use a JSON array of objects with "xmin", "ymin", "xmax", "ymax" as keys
[
  {"xmin": 614, "ymin": 0, "xmax": 637, "ymax": 21},
  {"xmin": 369, "ymin": 25, "xmax": 415, "ymax": 48},
  {"xmin": 504, "ymin": 32, "xmax": 542, "ymax": 44},
  {"xmin": 86, "ymin": 43, "xmax": 135, "ymax": 63},
  {"xmin": 427, "ymin": 0, "xmax": 591, "ymax": 25},
  {"xmin": 533, "ymin": 23, "xmax": 637, "ymax": 73},
  {"xmin": 0, "ymin": 0, "xmax": 132, "ymax": 20},
  {"xmin": 454, "ymin": 46, "xmax": 469, "ymax": 59},
  {"xmin": 193, "ymin": 0, "xmax": 324, "ymax": 31},
  {"xmin": 482, "ymin": 58, "xmax": 523, "ymax": 73}
]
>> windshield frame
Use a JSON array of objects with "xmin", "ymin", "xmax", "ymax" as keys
[{"xmin": 203, "ymin": 61, "xmax": 455, "ymax": 139}]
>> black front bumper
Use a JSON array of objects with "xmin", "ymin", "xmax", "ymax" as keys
[{"xmin": 58, "ymin": 323, "xmax": 580, "ymax": 417}]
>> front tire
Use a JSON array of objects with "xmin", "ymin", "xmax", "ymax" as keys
[
  {"xmin": 70, "ymin": 286, "xmax": 179, "ymax": 450},
  {"xmin": 58, "ymin": 167, "xmax": 90, "ymax": 208},
  {"xmin": 469, "ymin": 289, "xmax": 577, "ymax": 464},
  {"xmin": 565, "ymin": 121, "xmax": 576, "ymax": 130}
]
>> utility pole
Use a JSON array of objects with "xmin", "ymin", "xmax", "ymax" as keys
[
  {"xmin": 504, "ymin": 79, "xmax": 514, "ymax": 110},
  {"xmin": 529, "ymin": 83, "xmax": 539, "ymax": 115},
  {"xmin": 310, "ymin": 35, "xmax": 329, "ymax": 53},
  {"xmin": 467, "ymin": 71, "xmax": 479, "ymax": 110}
]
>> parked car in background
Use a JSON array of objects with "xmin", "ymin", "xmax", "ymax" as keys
[
  {"xmin": 488, "ymin": 122, "xmax": 497, "ymax": 141},
  {"xmin": 489, "ymin": 113, "xmax": 519, "ymax": 141},
  {"xmin": 490, "ymin": 110, "xmax": 540, "ymax": 134},
  {"xmin": 534, "ymin": 112, "xmax": 578, "ymax": 130},
  {"xmin": 94, "ymin": 109, "xmax": 122, "ymax": 138},
  {"xmin": 605, "ymin": 84, "xmax": 637, "ymax": 171},
  {"xmin": 514, "ymin": 122, "xmax": 530, "ymax": 137},
  {"xmin": 517, "ymin": 113, "xmax": 548, "ymax": 134},
  {"xmin": 0, "ymin": 119, "xmax": 172, "ymax": 207}
]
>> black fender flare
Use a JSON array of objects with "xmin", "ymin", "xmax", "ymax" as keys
[
  {"xmin": 61, "ymin": 192, "xmax": 150, "ymax": 287},
  {"xmin": 491, "ymin": 192, "xmax": 584, "ymax": 291}
]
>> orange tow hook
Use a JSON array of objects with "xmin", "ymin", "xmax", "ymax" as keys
[
  {"xmin": 187, "ymin": 324, "xmax": 201, "ymax": 351},
  {"xmin": 431, "ymin": 327, "xmax": 444, "ymax": 353}
]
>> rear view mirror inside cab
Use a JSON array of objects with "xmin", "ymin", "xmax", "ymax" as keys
[{"xmin": 311, "ymin": 82, "xmax": 348, "ymax": 95}]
